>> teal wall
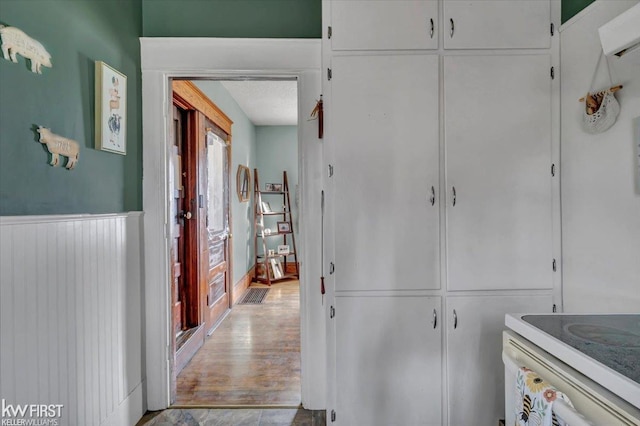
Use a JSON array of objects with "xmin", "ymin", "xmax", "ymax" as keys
[
  {"xmin": 142, "ymin": 0, "xmax": 321, "ymax": 38},
  {"xmin": 0, "ymin": 0, "xmax": 142, "ymax": 215},
  {"xmin": 194, "ymin": 81, "xmax": 257, "ymax": 284},
  {"xmin": 563, "ymin": 0, "xmax": 596, "ymax": 23},
  {"xmin": 256, "ymin": 126, "xmax": 299, "ymax": 252}
]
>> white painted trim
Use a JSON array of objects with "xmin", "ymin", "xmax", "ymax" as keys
[
  {"xmin": 0, "ymin": 211, "xmax": 142, "ymax": 225},
  {"xmin": 101, "ymin": 381, "xmax": 146, "ymax": 426},
  {"xmin": 140, "ymin": 37, "xmax": 324, "ymax": 411}
]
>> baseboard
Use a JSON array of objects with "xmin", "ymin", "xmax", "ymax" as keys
[
  {"xmin": 232, "ymin": 265, "xmax": 255, "ymax": 305},
  {"xmin": 102, "ymin": 380, "xmax": 145, "ymax": 426}
]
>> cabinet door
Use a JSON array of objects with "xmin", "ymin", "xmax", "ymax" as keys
[
  {"xmin": 446, "ymin": 295, "xmax": 552, "ymax": 426},
  {"xmin": 444, "ymin": 55, "xmax": 553, "ymax": 291},
  {"xmin": 333, "ymin": 54, "xmax": 440, "ymax": 291},
  {"xmin": 443, "ymin": 0, "xmax": 550, "ymax": 49},
  {"xmin": 336, "ymin": 296, "xmax": 442, "ymax": 426},
  {"xmin": 331, "ymin": 0, "xmax": 438, "ymax": 50}
]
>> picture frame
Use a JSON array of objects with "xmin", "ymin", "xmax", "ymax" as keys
[
  {"xmin": 236, "ymin": 165, "xmax": 250, "ymax": 202},
  {"xmin": 270, "ymin": 258, "xmax": 284, "ymax": 279},
  {"xmin": 265, "ymin": 183, "xmax": 274, "ymax": 191},
  {"xmin": 277, "ymin": 222, "xmax": 291, "ymax": 233},
  {"xmin": 95, "ymin": 61, "xmax": 127, "ymax": 155},
  {"xmin": 272, "ymin": 183, "xmax": 283, "ymax": 192},
  {"xmin": 277, "ymin": 244, "xmax": 290, "ymax": 255},
  {"xmin": 261, "ymin": 201, "xmax": 272, "ymax": 213}
]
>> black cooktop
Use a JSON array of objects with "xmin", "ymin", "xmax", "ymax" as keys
[{"xmin": 522, "ymin": 314, "xmax": 640, "ymax": 385}]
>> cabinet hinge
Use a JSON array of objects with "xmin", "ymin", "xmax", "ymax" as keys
[
  {"xmin": 551, "ymin": 163, "xmax": 556, "ymax": 177},
  {"xmin": 328, "ymin": 68, "xmax": 332, "ymax": 81},
  {"xmin": 552, "ymin": 258, "xmax": 557, "ymax": 272},
  {"xmin": 328, "ymin": 164, "xmax": 334, "ymax": 177},
  {"xmin": 550, "ymin": 22, "xmax": 555, "ymax": 36},
  {"xmin": 329, "ymin": 262, "xmax": 335, "ymax": 275},
  {"xmin": 553, "ymin": 304, "xmax": 557, "ymax": 313},
  {"xmin": 328, "ymin": 26, "xmax": 332, "ymax": 39},
  {"xmin": 331, "ymin": 410, "xmax": 336, "ymax": 422},
  {"xmin": 551, "ymin": 66, "xmax": 555, "ymax": 80},
  {"xmin": 330, "ymin": 306, "xmax": 335, "ymax": 319}
]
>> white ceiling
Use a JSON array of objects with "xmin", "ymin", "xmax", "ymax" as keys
[{"xmin": 220, "ymin": 80, "xmax": 298, "ymax": 126}]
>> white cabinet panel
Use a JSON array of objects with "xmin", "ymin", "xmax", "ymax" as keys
[
  {"xmin": 336, "ymin": 296, "xmax": 442, "ymax": 426},
  {"xmin": 446, "ymin": 295, "xmax": 552, "ymax": 426},
  {"xmin": 331, "ymin": 0, "xmax": 438, "ymax": 50},
  {"xmin": 444, "ymin": 55, "xmax": 553, "ymax": 291},
  {"xmin": 333, "ymin": 55, "xmax": 440, "ymax": 291},
  {"xmin": 444, "ymin": 0, "xmax": 551, "ymax": 49}
]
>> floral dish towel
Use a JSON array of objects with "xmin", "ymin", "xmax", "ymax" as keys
[{"xmin": 515, "ymin": 367, "xmax": 574, "ymax": 426}]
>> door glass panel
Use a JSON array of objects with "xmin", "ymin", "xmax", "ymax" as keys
[{"xmin": 206, "ymin": 131, "xmax": 228, "ymax": 234}]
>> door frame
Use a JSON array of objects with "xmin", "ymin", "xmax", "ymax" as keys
[{"xmin": 140, "ymin": 38, "xmax": 325, "ymax": 410}]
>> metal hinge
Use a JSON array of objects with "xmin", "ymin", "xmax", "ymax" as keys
[
  {"xmin": 551, "ymin": 66, "xmax": 555, "ymax": 80},
  {"xmin": 328, "ymin": 26, "xmax": 332, "ymax": 39},
  {"xmin": 552, "ymin": 259, "xmax": 557, "ymax": 272},
  {"xmin": 553, "ymin": 304, "xmax": 557, "ymax": 313},
  {"xmin": 551, "ymin": 163, "xmax": 556, "ymax": 177},
  {"xmin": 330, "ymin": 306, "xmax": 335, "ymax": 319},
  {"xmin": 328, "ymin": 68, "xmax": 332, "ymax": 81},
  {"xmin": 551, "ymin": 23, "xmax": 555, "ymax": 36},
  {"xmin": 331, "ymin": 410, "xmax": 336, "ymax": 422},
  {"xmin": 329, "ymin": 262, "xmax": 335, "ymax": 275},
  {"xmin": 328, "ymin": 164, "xmax": 334, "ymax": 177}
]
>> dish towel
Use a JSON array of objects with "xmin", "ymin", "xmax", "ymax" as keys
[{"xmin": 515, "ymin": 367, "xmax": 574, "ymax": 426}]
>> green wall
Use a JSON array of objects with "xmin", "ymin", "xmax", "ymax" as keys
[
  {"xmin": 563, "ymin": 0, "xmax": 596, "ymax": 23},
  {"xmin": 0, "ymin": 0, "xmax": 142, "ymax": 215},
  {"xmin": 142, "ymin": 0, "xmax": 321, "ymax": 38},
  {"xmin": 194, "ymin": 81, "xmax": 258, "ymax": 284}
]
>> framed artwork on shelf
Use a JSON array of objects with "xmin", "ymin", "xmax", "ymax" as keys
[
  {"xmin": 277, "ymin": 245, "xmax": 290, "ymax": 255},
  {"xmin": 270, "ymin": 258, "xmax": 284, "ymax": 279},
  {"xmin": 277, "ymin": 222, "xmax": 291, "ymax": 233},
  {"xmin": 261, "ymin": 201, "xmax": 272, "ymax": 213},
  {"xmin": 265, "ymin": 183, "xmax": 274, "ymax": 191},
  {"xmin": 95, "ymin": 61, "xmax": 127, "ymax": 155},
  {"xmin": 272, "ymin": 183, "xmax": 283, "ymax": 192}
]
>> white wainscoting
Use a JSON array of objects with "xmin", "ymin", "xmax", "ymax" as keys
[{"xmin": 0, "ymin": 212, "xmax": 145, "ymax": 426}]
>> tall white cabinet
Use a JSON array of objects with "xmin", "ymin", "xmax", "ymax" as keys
[{"xmin": 323, "ymin": 1, "xmax": 560, "ymax": 424}]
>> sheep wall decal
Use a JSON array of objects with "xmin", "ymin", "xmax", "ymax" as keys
[
  {"xmin": 0, "ymin": 25, "xmax": 52, "ymax": 73},
  {"xmin": 37, "ymin": 126, "xmax": 80, "ymax": 170}
]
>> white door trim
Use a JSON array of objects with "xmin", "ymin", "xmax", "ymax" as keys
[{"xmin": 140, "ymin": 37, "xmax": 325, "ymax": 410}]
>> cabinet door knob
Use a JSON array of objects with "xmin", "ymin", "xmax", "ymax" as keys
[
  {"xmin": 430, "ymin": 186, "xmax": 436, "ymax": 206},
  {"xmin": 453, "ymin": 309, "xmax": 458, "ymax": 329},
  {"xmin": 452, "ymin": 186, "xmax": 457, "ymax": 206},
  {"xmin": 450, "ymin": 18, "xmax": 455, "ymax": 38},
  {"xmin": 430, "ymin": 18, "xmax": 434, "ymax": 39}
]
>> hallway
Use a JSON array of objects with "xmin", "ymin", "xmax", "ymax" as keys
[{"xmin": 176, "ymin": 281, "xmax": 301, "ymax": 406}]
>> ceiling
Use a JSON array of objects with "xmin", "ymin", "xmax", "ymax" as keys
[{"xmin": 220, "ymin": 80, "xmax": 298, "ymax": 126}]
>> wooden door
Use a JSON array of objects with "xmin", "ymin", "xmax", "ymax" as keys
[
  {"xmin": 171, "ymin": 105, "xmax": 187, "ymax": 337},
  {"xmin": 202, "ymin": 122, "xmax": 230, "ymax": 334},
  {"xmin": 330, "ymin": 0, "xmax": 438, "ymax": 50},
  {"xmin": 444, "ymin": 54, "xmax": 553, "ymax": 291},
  {"xmin": 335, "ymin": 296, "xmax": 442, "ymax": 425},
  {"xmin": 443, "ymin": 0, "xmax": 551, "ymax": 49},
  {"xmin": 446, "ymin": 295, "xmax": 552, "ymax": 426},
  {"xmin": 332, "ymin": 54, "xmax": 440, "ymax": 291}
]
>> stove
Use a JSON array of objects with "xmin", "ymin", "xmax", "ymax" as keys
[{"xmin": 505, "ymin": 313, "xmax": 640, "ymax": 409}]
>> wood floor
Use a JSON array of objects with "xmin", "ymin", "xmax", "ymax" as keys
[{"xmin": 175, "ymin": 281, "xmax": 301, "ymax": 406}]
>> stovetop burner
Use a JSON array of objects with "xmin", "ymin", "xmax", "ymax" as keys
[{"xmin": 522, "ymin": 314, "xmax": 640, "ymax": 384}]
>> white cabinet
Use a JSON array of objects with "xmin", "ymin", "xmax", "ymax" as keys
[
  {"xmin": 333, "ymin": 54, "xmax": 440, "ymax": 291},
  {"xmin": 330, "ymin": 0, "xmax": 438, "ymax": 50},
  {"xmin": 335, "ymin": 296, "xmax": 442, "ymax": 425},
  {"xmin": 444, "ymin": 54, "xmax": 553, "ymax": 291},
  {"xmin": 443, "ymin": 0, "xmax": 551, "ymax": 49},
  {"xmin": 446, "ymin": 295, "xmax": 552, "ymax": 426}
]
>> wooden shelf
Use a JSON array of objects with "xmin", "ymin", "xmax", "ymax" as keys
[
  {"xmin": 254, "ymin": 273, "xmax": 298, "ymax": 284},
  {"xmin": 257, "ymin": 252, "xmax": 296, "ymax": 261},
  {"xmin": 260, "ymin": 191, "xmax": 288, "ymax": 195}
]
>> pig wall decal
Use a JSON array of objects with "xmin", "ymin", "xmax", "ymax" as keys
[{"xmin": 0, "ymin": 25, "xmax": 52, "ymax": 74}]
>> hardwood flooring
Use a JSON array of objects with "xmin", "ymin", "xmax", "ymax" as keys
[{"xmin": 175, "ymin": 281, "xmax": 301, "ymax": 406}]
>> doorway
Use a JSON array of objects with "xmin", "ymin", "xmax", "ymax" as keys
[{"xmin": 141, "ymin": 38, "xmax": 324, "ymax": 411}]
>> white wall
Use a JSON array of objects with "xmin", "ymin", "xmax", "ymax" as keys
[
  {"xmin": 0, "ymin": 213, "xmax": 145, "ymax": 426},
  {"xmin": 560, "ymin": 0, "xmax": 640, "ymax": 312}
]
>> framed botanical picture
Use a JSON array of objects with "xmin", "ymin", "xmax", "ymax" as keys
[
  {"xmin": 277, "ymin": 222, "xmax": 291, "ymax": 233},
  {"xmin": 265, "ymin": 183, "xmax": 274, "ymax": 191},
  {"xmin": 272, "ymin": 183, "xmax": 283, "ymax": 192},
  {"xmin": 277, "ymin": 244, "xmax": 290, "ymax": 255},
  {"xmin": 95, "ymin": 61, "xmax": 126, "ymax": 155}
]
